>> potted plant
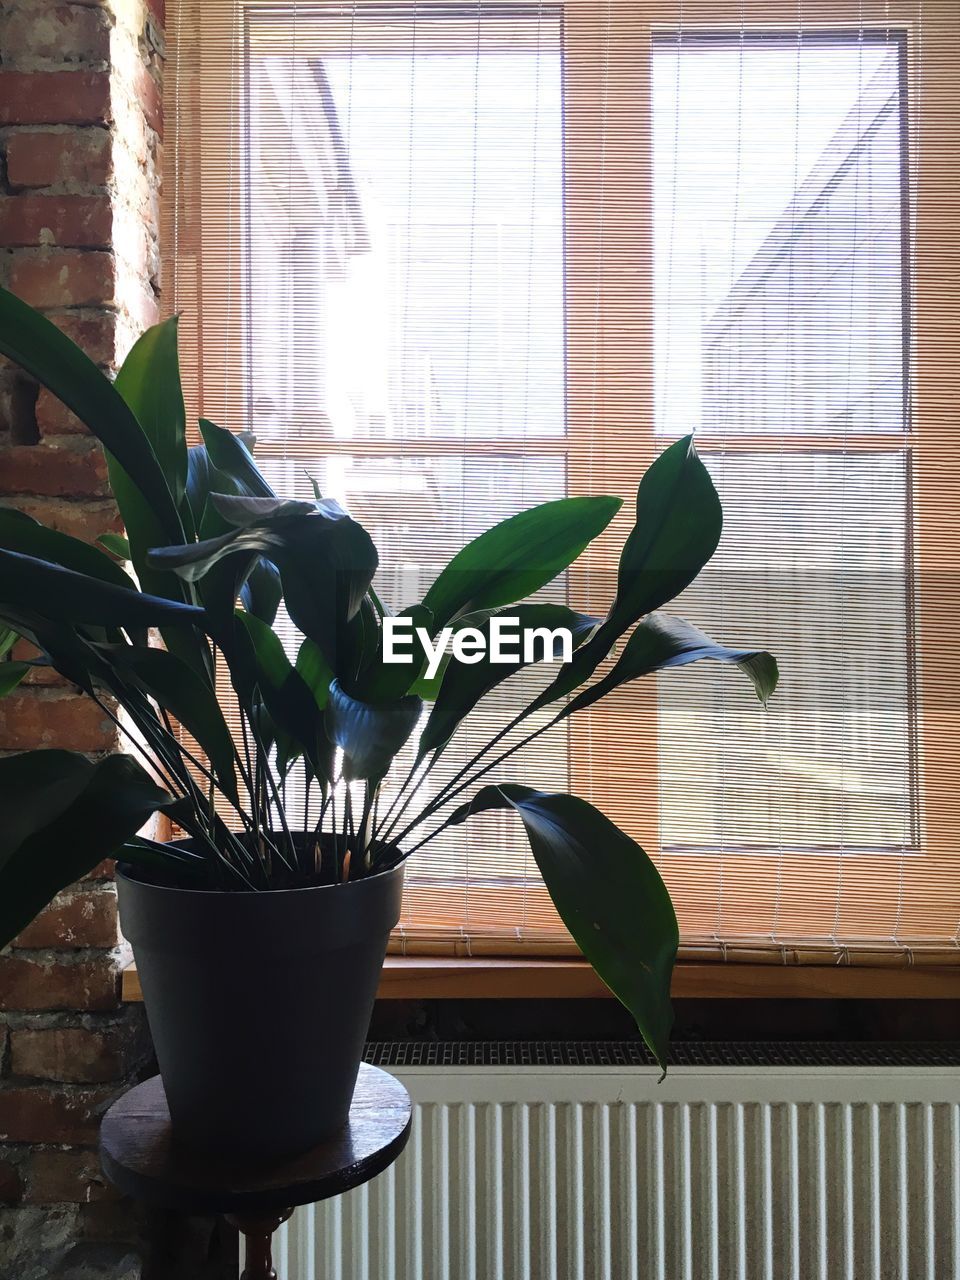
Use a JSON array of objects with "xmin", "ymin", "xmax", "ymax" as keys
[{"xmin": 0, "ymin": 287, "xmax": 776, "ymax": 1160}]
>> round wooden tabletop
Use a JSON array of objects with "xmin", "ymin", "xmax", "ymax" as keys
[{"xmin": 100, "ymin": 1062, "xmax": 412, "ymax": 1216}]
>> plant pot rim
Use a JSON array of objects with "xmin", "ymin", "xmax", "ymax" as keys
[{"xmin": 116, "ymin": 854, "xmax": 405, "ymax": 900}]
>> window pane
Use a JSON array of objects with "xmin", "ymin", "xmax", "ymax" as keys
[
  {"xmin": 659, "ymin": 452, "xmax": 914, "ymax": 853},
  {"xmin": 245, "ymin": 15, "xmax": 568, "ymax": 902},
  {"xmin": 654, "ymin": 36, "xmax": 905, "ymax": 435},
  {"xmin": 653, "ymin": 36, "xmax": 914, "ymax": 857},
  {"xmin": 249, "ymin": 18, "xmax": 564, "ymax": 443}
]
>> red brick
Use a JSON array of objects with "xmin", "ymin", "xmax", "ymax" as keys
[
  {"xmin": 11, "ymin": 638, "xmax": 67, "ymax": 688},
  {"xmin": 0, "ymin": 1086, "xmax": 116, "ymax": 1144},
  {"xmin": 0, "ymin": 72, "xmax": 110, "ymax": 128},
  {"xmin": 6, "ymin": 250, "xmax": 115, "ymax": 309},
  {"xmin": 0, "ymin": 6, "xmax": 111, "ymax": 68},
  {"xmin": 10, "ymin": 497, "xmax": 120, "ymax": 542},
  {"xmin": 14, "ymin": 889, "xmax": 118, "ymax": 950},
  {"xmin": 0, "ymin": 438, "xmax": 109, "ymax": 498},
  {"xmin": 0, "ymin": 1157, "xmax": 22, "ymax": 1205},
  {"xmin": 0, "ymin": 5, "xmax": 110, "ymax": 68},
  {"xmin": 34, "ymin": 389, "xmax": 85, "ymax": 438},
  {"xmin": 10, "ymin": 1024, "xmax": 125, "ymax": 1084},
  {"xmin": 45, "ymin": 309, "xmax": 117, "ymax": 365},
  {"xmin": 0, "ymin": 195, "xmax": 112, "ymax": 249},
  {"xmin": 134, "ymin": 63, "xmax": 162, "ymax": 139},
  {"xmin": 23, "ymin": 1148, "xmax": 116, "ymax": 1204},
  {"xmin": 0, "ymin": 366, "xmax": 39, "ymax": 442},
  {"xmin": 0, "ymin": 687, "xmax": 118, "ymax": 752},
  {"xmin": 0, "ymin": 954, "xmax": 119, "ymax": 1013},
  {"xmin": 5, "ymin": 128, "xmax": 112, "ymax": 190},
  {"xmin": 84, "ymin": 859, "xmax": 117, "ymax": 882},
  {"xmin": 0, "ymin": 72, "xmax": 110, "ymax": 127}
]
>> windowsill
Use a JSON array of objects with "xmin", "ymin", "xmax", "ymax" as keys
[{"xmin": 121, "ymin": 956, "xmax": 960, "ymax": 1003}]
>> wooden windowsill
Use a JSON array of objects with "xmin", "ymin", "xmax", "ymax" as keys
[{"xmin": 121, "ymin": 956, "xmax": 960, "ymax": 1003}]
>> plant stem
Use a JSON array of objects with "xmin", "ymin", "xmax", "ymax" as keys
[
  {"xmin": 358, "ymin": 782, "xmax": 377, "ymax": 869},
  {"xmin": 373, "ymin": 754, "xmax": 425, "ymax": 841},
  {"xmin": 391, "ymin": 711, "xmax": 563, "ymax": 851},
  {"xmin": 242, "ymin": 712, "xmax": 297, "ymax": 875},
  {"xmin": 377, "ymin": 701, "xmax": 538, "ymax": 850}
]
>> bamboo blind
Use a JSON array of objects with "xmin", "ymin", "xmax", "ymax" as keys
[{"xmin": 162, "ymin": 0, "xmax": 960, "ymax": 964}]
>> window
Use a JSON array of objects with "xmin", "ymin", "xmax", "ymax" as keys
[
  {"xmin": 165, "ymin": 0, "xmax": 960, "ymax": 966},
  {"xmin": 652, "ymin": 34, "xmax": 918, "ymax": 945}
]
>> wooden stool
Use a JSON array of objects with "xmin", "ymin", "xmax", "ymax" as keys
[{"xmin": 100, "ymin": 1062, "xmax": 412, "ymax": 1280}]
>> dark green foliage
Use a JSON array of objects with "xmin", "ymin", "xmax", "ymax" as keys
[
  {"xmin": 444, "ymin": 785, "xmax": 679, "ymax": 1070},
  {"xmin": 0, "ymin": 752, "xmax": 173, "ymax": 946},
  {"xmin": 0, "ymin": 286, "xmax": 779, "ymax": 1068}
]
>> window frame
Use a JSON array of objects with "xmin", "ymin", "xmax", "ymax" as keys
[
  {"xmin": 560, "ymin": 0, "xmax": 960, "ymax": 956},
  {"xmin": 163, "ymin": 0, "xmax": 960, "ymax": 983}
]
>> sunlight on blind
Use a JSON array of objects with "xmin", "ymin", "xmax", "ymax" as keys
[{"xmin": 163, "ymin": 0, "xmax": 960, "ymax": 963}]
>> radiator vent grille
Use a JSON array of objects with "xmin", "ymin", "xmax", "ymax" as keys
[
  {"xmin": 364, "ymin": 1039, "xmax": 960, "ymax": 1069},
  {"xmin": 279, "ymin": 1068, "xmax": 960, "ymax": 1280}
]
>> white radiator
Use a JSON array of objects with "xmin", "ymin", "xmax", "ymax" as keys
[{"xmin": 274, "ymin": 1048, "xmax": 960, "ymax": 1280}]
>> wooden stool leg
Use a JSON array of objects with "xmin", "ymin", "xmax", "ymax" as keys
[{"xmin": 226, "ymin": 1209, "xmax": 294, "ymax": 1280}]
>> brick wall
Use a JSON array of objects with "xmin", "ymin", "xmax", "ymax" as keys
[{"xmin": 0, "ymin": 3, "xmax": 225, "ymax": 1277}]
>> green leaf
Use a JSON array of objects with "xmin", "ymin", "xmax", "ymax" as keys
[
  {"xmin": 185, "ymin": 444, "xmax": 218, "ymax": 529},
  {"xmin": 233, "ymin": 611, "xmax": 297, "ymax": 697},
  {"xmin": 446, "ymin": 785, "xmax": 678, "ymax": 1071},
  {"xmin": 277, "ymin": 511, "xmax": 380, "ymax": 654},
  {"xmin": 96, "ymin": 644, "xmax": 239, "ymax": 802},
  {"xmin": 233, "ymin": 612, "xmax": 326, "ymax": 776},
  {"xmin": 532, "ymin": 436, "xmax": 724, "ymax": 711},
  {"xmin": 114, "ymin": 315, "xmax": 188, "ymax": 507},
  {"xmin": 421, "ymin": 495, "xmax": 622, "ymax": 630},
  {"xmin": 418, "ymin": 605, "xmax": 599, "ymax": 762},
  {"xmin": 0, "ymin": 549, "xmax": 206, "ymax": 630},
  {"xmin": 353, "ymin": 604, "xmax": 434, "ymax": 703},
  {"xmin": 210, "ymin": 494, "xmax": 316, "ymax": 527},
  {"xmin": 186, "ymin": 436, "xmax": 278, "ymax": 528},
  {"xmin": 408, "ymin": 609, "xmax": 492, "ymax": 700},
  {"xmin": 0, "ymin": 509, "xmax": 152, "ymax": 705},
  {"xmin": 0, "ymin": 615, "xmax": 100, "ymax": 694},
  {"xmin": 104, "ymin": 454, "xmax": 208, "ymax": 679},
  {"xmin": 186, "ymin": 499, "xmax": 256, "ymax": 630},
  {"xmin": 0, "ymin": 287, "xmax": 182, "ymax": 542},
  {"xmin": 295, "ymin": 637, "xmax": 333, "ymax": 711},
  {"xmin": 336, "ymin": 594, "xmax": 382, "ymax": 693},
  {"xmin": 0, "ymin": 751, "xmax": 92, "ymax": 872},
  {"xmin": 0, "ymin": 661, "xmax": 29, "ymax": 696},
  {"xmin": 0, "ymin": 508, "xmax": 135, "ymax": 593},
  {"xmin": 239, "ymin": 557, "xmax": 282, "ymax": 628},
  {"xmin": 150, "ymin": 504, "xmax": 378, "ymax": 678},
  {"xmin": 609, "ymin": 435, "xmax": 722, "ymax": 630},
  {"xmin": 97, "ymin": 533, "xmax": 131, "ymax": 561},
  {"xmin": 148, "ymin": 525, "xmax": 273, "ymax": 580},
  {"xmin": 185, "ymin": 444, "xmax": 282, "ymax": 626},
  {"xmin": 199, "ymin": 418, "xmax": 274, "ymax": 499},
  {"xmin": 118, "ymin": 836, "xmax": 208, "ymax": 884},
  {"xmin": 0, "ymin": 751, "xmax": 171, "ymax": 950},
  {"xmin": 325, "ymin": 679, "xmax": 422, "ymax": 782},
  {"xmin": 560, "ymin": 612, "xmax": 778, "ymax": 718},
  {"xmin": 95, "ymin": 424, "xmax": 208, "ymax": 679}
]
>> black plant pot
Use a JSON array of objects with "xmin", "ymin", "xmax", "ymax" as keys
[{"xmin": 116, "ymin": 849, "xmax": 404, "ymax": 1161}]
